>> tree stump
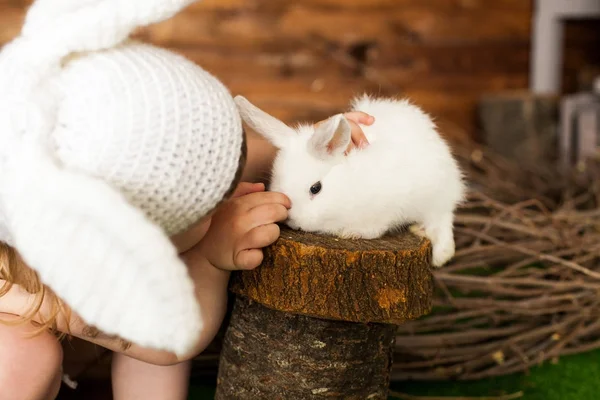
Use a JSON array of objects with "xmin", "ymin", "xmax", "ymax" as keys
[{"xmin": 215, "ymin": 227, "xmax": 433, "ymax": 400}]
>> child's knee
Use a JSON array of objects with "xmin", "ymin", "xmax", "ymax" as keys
[{"xmin": 0, "ymin": 314, "xmax": 63, "ymax": 400}]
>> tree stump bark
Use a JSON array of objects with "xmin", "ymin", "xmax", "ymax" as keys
[{"xmin": 215, "ymin": 227, "xmax": 433, "ymax": 400}]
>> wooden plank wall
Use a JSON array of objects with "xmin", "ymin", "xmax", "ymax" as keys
[{"xmin": 1, "ymin": 0, "xmax": 534, "ymax": 141}]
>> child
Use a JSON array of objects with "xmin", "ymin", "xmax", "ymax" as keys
[
  {"xmin": 0, "ymin": 1, "xmax": 375, "ymax": 399},
  {"xmin": 0, "ymin": 0, "xmax": 292, "ymax": 399}
]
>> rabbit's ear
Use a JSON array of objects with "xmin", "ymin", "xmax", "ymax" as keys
[
  {"xmin": 234, "ymin": 95, "xmax": 295, "ymax": 149},
  {"xmin": 1, "ymin": 141, "xmax": 202, "ymax": 357},
  {"xmin": 308, "ymin": 114, "xmax": 352, "ymax": 160}
]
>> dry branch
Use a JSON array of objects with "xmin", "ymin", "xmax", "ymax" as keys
[{"xmin": 392, "ymin": 144, "xmax": 600, "ymax": 381}]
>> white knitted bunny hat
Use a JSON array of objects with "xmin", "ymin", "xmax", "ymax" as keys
[{"xmin": 0, "ymin": 0, "xmax": 244, "ymax": 356}]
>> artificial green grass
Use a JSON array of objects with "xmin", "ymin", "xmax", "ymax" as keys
[
  {"xmin": 187, "ymin": 348, "xmax": 600, "ymax": 399},
  {"xmin": 391, "ymin": 348, "xmax": 600, "ymax": 399}
]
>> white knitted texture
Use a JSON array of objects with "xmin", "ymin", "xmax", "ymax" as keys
[
  {"xmin": 2, "ymin": 139, "xmax": 202, "ymax": 356},
  {"xmin": 0, "ymin": 0, "xmax": 243, "ymax": 355},
  {"xmin": 52, "ymin": 43, "xmax": 242, "ymax": 236}
]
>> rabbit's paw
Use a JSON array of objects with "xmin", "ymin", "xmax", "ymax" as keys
[
  {"xmin": 413, "ymin": 214, "xmax": 456, "ymax": 268},
  {"xmin": 337, "ymin": 226, "xmax": 388, "ymax": 240},
  {"xmin": 409, "ymin": 223, "xmax": 427, "ymax": 238},
  {"xmin": 337, "ymin": 230, "xmax": 364, "ymax": 240},
  {"xmin": 431, "ymin": 238, "xmax": 455, "ymax": 268}
]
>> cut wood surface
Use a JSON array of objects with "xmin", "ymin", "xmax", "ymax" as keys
[{"xmin": 229, "ymin": 226, "xmax": 433, "ymax": 324}]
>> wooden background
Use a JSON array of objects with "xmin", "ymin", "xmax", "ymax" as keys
[{"xmin": 1, "ymin": 0, "xmax": 599, "ymax": 142}]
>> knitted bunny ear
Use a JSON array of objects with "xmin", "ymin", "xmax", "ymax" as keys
[
  {"xmin": 0, "ymin": 0, "xmax": 203, "ymax": 356},
  {"xmin": 2, "ymin": 141, "xmax": 202, "ymax": 356},
  {"xmin": 22, "ymin": 0, "xmax": 199, "ymax": 55}
]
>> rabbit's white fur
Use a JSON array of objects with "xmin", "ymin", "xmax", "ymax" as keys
[{"xmin": 235, "ymin": 94, "xmax": 466, "ymax": 267}]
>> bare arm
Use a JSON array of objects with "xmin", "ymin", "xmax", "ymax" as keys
[
  {"xmin": 241, "ymin": 128, "xmax": 277, "ymax": 184},
  {"xmin": 0, "ymin": 255, "xmax": 230, "ymax": 366}
]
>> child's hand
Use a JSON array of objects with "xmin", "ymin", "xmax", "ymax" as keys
[
  {"xmin": 344, "ymin": 111, "xmax": 375, "ymax": 151},
  {"xmin": 314, "ymin": 111, "xmax": 375, "ymax": 153},
  {"xmin": 199, "ymin": 182, "xmax": 291, "ymax": 271}
]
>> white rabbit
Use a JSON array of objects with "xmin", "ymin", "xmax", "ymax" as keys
[{"xmin": 234, "ymin": 94, "xmax": 466, "ymax": 267}]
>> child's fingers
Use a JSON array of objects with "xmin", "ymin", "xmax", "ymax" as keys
[
  {"xmin": 344, "ymin": 111, "xmax": 375, "ymax": 126},
  {"xmin": 235, "ymin": 224, "xmax": 281, "ymax": 269},
  {"xmin": 237, "ymin": 191, "xmax": 291, "ymax": 210},
  {"xmin": 242, "ymin": 223, "xmax": 281, "ymax": 251},
  {"xmin": 344, "ymin": 111, "xmax": 374, "ymax": 150},
  {"xmin": 246, "ymin": 203, "xmax": 289, "ymax": 229},
  {"xmin": 231, "ymin": 182, "xmax": 265, "ymax": 198},
  {"xmin": 315, "ymin": 112, "xmax": 373, "ymax": 152},
  {"xmin": 234, "ymin": 248, "xmax": 265, "ymax": 270},
  {"xmin": 347, "ymin": 120, "xmax": 369, "ymax": 150}
]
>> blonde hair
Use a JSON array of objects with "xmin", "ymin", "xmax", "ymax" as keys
[{"xmin": 0, "ymin": 242, "xmax": 70, "ymax": 338}]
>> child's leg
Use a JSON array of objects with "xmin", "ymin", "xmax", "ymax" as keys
[
  {"xmin": 0, "ymin": 313, "xmax": 63, "ymax": 400},
  {"xmin": 111, "ymin": 352, "xmax": 191, "ymax": 400}
]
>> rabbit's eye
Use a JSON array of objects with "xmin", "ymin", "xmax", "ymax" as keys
[{"xmin": 310, "ymin": 181, "xmax": 322, "ymax": 195}]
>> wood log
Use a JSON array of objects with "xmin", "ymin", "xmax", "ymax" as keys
[
  {"xmin": 215, "ymin": 226, "xmax": 433, "ymax": 399},
  {"xmin": 216, "ymin": 297, "xmax": 399, "ymax": 400},
  {"xmin": 229, "ymin": 227, "xmax": 433, "ymax": 324}
]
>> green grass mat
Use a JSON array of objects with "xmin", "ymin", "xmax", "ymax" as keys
[{"xmin": 188, "ymin": 349, "xmax": 600, "ymax": 399}]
